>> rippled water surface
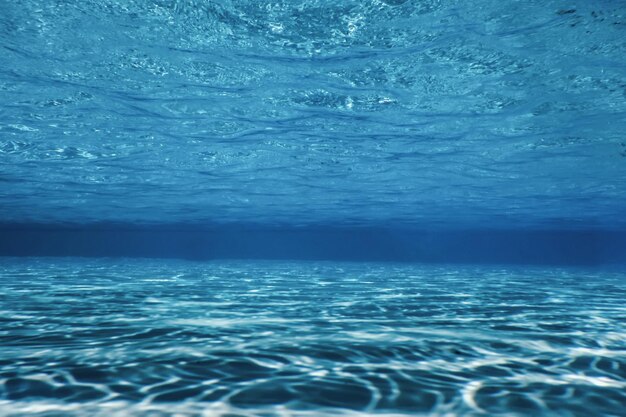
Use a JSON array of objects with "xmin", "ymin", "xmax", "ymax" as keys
[
  {"xmin": 1, "ymin": 258, "xmax": 626, "ymax": 416},
  {"xmin": 1, "ymin": 0, "xmax": 626, "ymax": 227}
]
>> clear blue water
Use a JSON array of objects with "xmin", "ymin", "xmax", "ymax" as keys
[
  {"xmin": 2, "ymin": 1, "xmax": 626, "ymax": 416},
  {"xmin": 1, "ymin": 0, "xmax": 625, "ymax": 227},
  {"xmin": 1, "ymin": 258, "xmax": 626, "ymax": 417}
]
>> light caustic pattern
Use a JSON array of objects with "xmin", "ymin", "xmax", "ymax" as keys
[
  {"xmin": 1, "ymin": 258, "xmax": 626, "ymax": 416},
  {"xmin": 1, "ymin": 1, "xmax": 626, "ymax": 227}
]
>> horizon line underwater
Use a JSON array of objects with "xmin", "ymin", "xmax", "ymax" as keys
[{"xmin": 1, "ymin": 0, "xmax": 626, "ymax": 416}]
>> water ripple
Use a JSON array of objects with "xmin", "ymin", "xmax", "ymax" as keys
[
  {"xmin": 0, "ymin": 1, "xmax": 625, "ymax": 226},
  {"xmin": 1, "ymin": 258, "xmax": 625, "ymax": 416}
]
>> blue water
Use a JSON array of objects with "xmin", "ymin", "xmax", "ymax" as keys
[
  {"xmin": 2, "ymin": 1, "xmax": 626, "ymax": 416},
  {"xmin": 1, "ymin": 258, "xmax": 626, "ymax": 417},
  {"xmin": 1, "ymin": 0, "xmax": 625, "ymax": 227}
]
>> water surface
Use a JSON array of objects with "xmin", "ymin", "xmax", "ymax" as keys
[{"xmin": 1, "ymin": 1, "xmax": 626, "ymax": 228}]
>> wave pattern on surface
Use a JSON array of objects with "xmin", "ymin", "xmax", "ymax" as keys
[
  {"xmin": 1, "ymin": 1, "xmax": 626, "ymax": 227},
  {"xmin": 1, "ymin": 258, "xmax": 625, "ymax": 416}
]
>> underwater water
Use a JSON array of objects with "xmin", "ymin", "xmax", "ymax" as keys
[
  {"xmin": 1, "ymin": 0, "xmax": 626, "ymax": 227},
  {"xmin": 1, "ymin": 258, "xmax": 626, "ymax": 417},
  {"xmin": 2, "ymin": 0, "xmax": 626, "ymax": 416}
]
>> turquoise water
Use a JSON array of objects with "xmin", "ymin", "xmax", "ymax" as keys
[
  {"xmin": 2, "ymin": 1, "xmax": 626, "ymax": 416},
  {"xmin": 1, "ymin": 258, "xmax": 626, "ymax": 416},
  {"xmin": 1, "ymin": 0, "xmax": 625, "ymax": 227}
]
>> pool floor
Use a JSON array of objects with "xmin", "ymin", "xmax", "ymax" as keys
[{"xmin": 1, "ymin": 258, "xmax": 625, "ymax": 416}]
